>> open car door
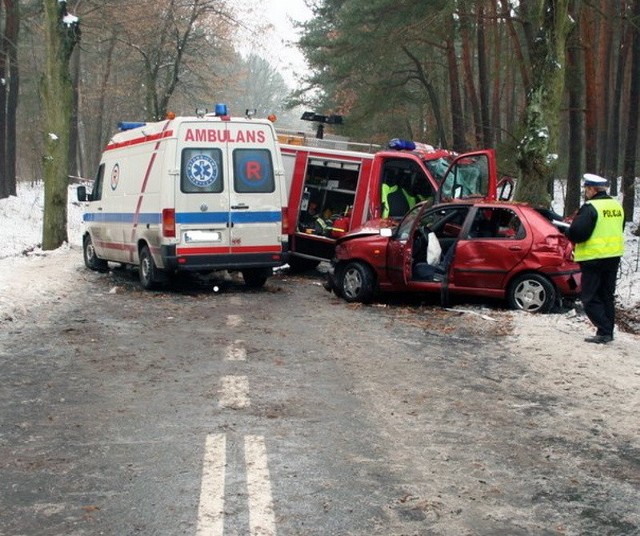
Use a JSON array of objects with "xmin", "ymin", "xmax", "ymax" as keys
[{"xmin": 436, "ymin": 149, "xmax": 498, "ymax": 202}]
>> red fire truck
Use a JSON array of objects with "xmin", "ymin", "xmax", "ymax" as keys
[{"xmin": 279, "ymin": 132, "xmax": 508, "ymax": 271}]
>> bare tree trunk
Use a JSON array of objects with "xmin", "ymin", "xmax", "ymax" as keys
[
  {"xmin": 622, "ymin": 0, "xmax": 639, "ymax": 223},
  {"xmin": 4, "ymin": 0, "xmax": 19, "ymax": 197},
  {"xmin": 67, "ymin": 44, "xmax": 80, "ymax": 180},
  {"xmin": 42, "ymin": 0, "xmax": 80, "ymax": 250},
  {"xmin": 581, "ymin": 5, "xmax": 598, "ymax": 172},
  {"xmin": 515, "ymin": 0, "xmax": 572, "ymax": 207},
  {"xmin": 459, "ymin": 2, "xmax": 483, "ymax": 147},
  {"xmin": 477, "ymin": 4, "xmax": 492, "ymax": 147},
  {"xmin": 445, "ymin": 14, "xmax": 465, "ymax": 152},
  {"xmin": 607, "ymin": 0, "xmax": 630, "ymax": 196},
  {"xmin": 490, "ymin": 0, "xmax": 502, "ymax": 146},
  {"xmin": 0, "ymin": 1, "xmax": 6, "ymax": 199},
  {"xmin": 566, "ymin": 0, "xmax": 584, "ymax": 217}
]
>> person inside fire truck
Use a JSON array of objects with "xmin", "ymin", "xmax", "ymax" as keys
[
  {"xmin": 299, "ymin": 201, "xmax": 329, "ymax": 235},
  {"xmin": 381, "ymin": 167, "xmax": 415, "ymax": 219}
]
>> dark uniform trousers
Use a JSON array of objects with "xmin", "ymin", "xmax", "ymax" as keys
[{"xmin": 579, "ymin": 256, "xmax": 620, "ymax": 337}]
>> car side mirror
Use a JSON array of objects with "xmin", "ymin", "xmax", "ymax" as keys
[
  {"xmin": 498, "ymin": 178, "xmax": 514, "ymax": 200},
  {"xmin": 76, "ymin": 185, "xmax": 88, "ymax": 202},
  {"xmin": 452, "ymin": 184, "xmax": 463, "ymax": 199}
]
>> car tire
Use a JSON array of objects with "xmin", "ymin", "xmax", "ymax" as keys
[
  {"xmin": 508, "ymin": 273, "xmax": 556, "ymax": 313},
  {"xmin": 242, "ymin": 268, "xmax": 270, "ymax": 289},
  {"xmin": 139, "ymin": 245, "xmax": 161, "ymax": 290},
  {"xmin": 339, "ymin": 261, "xmax": 375, "ymax": 303},
  {"xmin": 83, "ymin": 234, "xmax": 108, "ymax": 272}
]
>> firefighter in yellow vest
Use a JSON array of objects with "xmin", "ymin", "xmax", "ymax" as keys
[{"xmin": 567, "ymin": 173, "xmax": 625, "ymax": 344}]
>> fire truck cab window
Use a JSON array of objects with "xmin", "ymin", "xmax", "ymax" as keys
[{"xmin": 381, "ymin": 159, "xmax": 434, "ymax": 219}]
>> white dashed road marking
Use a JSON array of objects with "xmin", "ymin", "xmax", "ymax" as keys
[
  {"xmin": 196, "ymin": 433, "xmax": 226, "ymax": 536},
  {"xmin": 226, "ymin": 314, "xmax": 242, "ymax": 327},
  {"xmin": 219, "ymin": 376, "xmax": 250, "ymax": 409},
  {"xmin": 196, "ymin": 434, "xmax": 276, "ymax": 536},
  {"xmin": 245, "ymin": 435, "xmax": 277, "ymax": 536},
  {"xmin": 225, "ymin": 340, "xmax": 247, "ymax": 361}
]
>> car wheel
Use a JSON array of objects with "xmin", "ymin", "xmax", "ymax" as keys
[
  {"xmin": 508, "ymin": 273, "xmax": 556, "ymax": 313},
  {"xmin": 242, "ymin": 268, "xmax": 270, "ymax": 289},
  {"xmin": 339, "ymin": 261, "xmax": 375, "ymax": 303},
  {"xmin": 83, "ymin": 234, "xmax": 108, "ymax": 272},
  {"xmin": 139, "ymin": 245, "xmax": 161, "ymax": 290}
]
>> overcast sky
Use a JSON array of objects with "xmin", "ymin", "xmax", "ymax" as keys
[{"xmin": 237, "ymin": 0, "xmax": 313, "ymax": 87}]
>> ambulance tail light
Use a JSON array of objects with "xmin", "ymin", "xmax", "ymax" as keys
[
  {"xmin": 162, "ymin": 208, "xmax": 176, "ymax": 238},
  {"xmin": 281, "ymin": 207, "xmax": 290, "ymax": 235}
]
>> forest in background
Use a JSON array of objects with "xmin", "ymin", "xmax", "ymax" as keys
[
  {"xmin": 0, "ymin": 0, "xmax": 638, "ymax": 238},
  {"xmin": 0, "ymin": 0, "xmax": 297, "ymax": 197},
  {"xmin": 295, "ymin": 0, "xmax": 639, "ymax": 218}
]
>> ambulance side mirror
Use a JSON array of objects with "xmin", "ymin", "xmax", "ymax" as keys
[{"xmin": 77, "ymin": 185, "xmax": 88, "ymax": 202}]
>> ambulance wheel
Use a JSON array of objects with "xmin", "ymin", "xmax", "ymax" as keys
[
  {"xmin": 242, "ymin": 268, "xmax": 270, "ymax": 289},
  {"xmin": 339, "ymin": 261, "xmax": 374, "ymax": 303},
  {"xmin": 507, "ymin": 273, "xmax": 555, "ymax": 313},
  {"xmin": 83, "ymin": 234, "xmax": 108, "ymax": 272},
  {"xmin": 139, "ymin": 245, "xmax": 161, "ymax": 290}
]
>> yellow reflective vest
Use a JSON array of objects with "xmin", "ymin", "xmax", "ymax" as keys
[{"xmin": 573, "ymin": 198, "xmax": 624, "ymax": 262}]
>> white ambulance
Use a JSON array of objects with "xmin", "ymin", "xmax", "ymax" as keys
[{"xmin": 77, "ymin": 105, "xmax": 289, "ymax": 289}]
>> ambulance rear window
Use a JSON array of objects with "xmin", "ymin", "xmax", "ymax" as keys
[
  {"xmin": 233, "ymin": 149, "xmax": 275, "ymax": 194},
  {"xmin": 181, "ymin": 148, "xmax": 223, "ymax": 193}
]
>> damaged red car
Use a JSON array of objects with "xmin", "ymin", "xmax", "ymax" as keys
[{"xmin": 326, "ymin": 200, "xmax": 581, "ymax": 313}]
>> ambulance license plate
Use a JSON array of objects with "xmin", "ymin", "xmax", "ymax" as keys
[{"xmin": 183, "ymin": 230, "xmax": 222, "ymax": 243}]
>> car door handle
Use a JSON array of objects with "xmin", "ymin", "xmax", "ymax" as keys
[
  {"xmin": 508, "ymin": 245, "xmax": 522, "ymax": 251},
  {"xmin": 231, "ymin": 204, "xmax": 249, "ymax": 210}
]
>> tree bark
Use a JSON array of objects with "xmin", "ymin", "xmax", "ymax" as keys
[
  {"xmin": 515, "ymin": 0, "xmax": 572, "ymax": 207},
  {"xmin": 622, "ymin": 0, "xmax": 639, "ymax": 222},
  {"xmin": 42, "ymin": 0, "xmax": 80, "ymax": 250},
  {"xmin": 565, "ymin": 0, "xmax": 584, "ymax": 217},
  {"xmin": 445, "ymin": 14, "xmax": 466, "ymax": 152}
]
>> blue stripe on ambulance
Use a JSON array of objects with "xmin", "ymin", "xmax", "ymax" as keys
[
  {"xmin": 84, "ymin": 212, "xmax": 281, "ymax": 224},
  {"xmin": 83, "ymin": 213, "xmax": 161, "ymax": 224}
]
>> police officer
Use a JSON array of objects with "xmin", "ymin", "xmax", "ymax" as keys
[{"xmin": 567, "ymin": 173, "xmax": 625, "ymax": 344}]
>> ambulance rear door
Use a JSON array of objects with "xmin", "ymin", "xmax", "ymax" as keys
[
  {"xmin": 226, "ymin": 120, "xmax": 283, "ymax": 257},
  {"xmin": 173, "ymin": 119, "xmax": 282, "ymax": 262},
  {"xmin": 175, "ymin": 122, "xmax": 231, "ymax": 259}
]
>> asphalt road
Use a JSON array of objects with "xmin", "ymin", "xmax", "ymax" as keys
[{"xmin": 0, "ymin": 266, "xmax": 638, "ymax": 536}]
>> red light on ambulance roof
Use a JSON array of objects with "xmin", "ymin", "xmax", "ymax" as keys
[
  {"xmin": 268, "ymin": 114, "xmax": 277, "ymax": 122},
  {"xmin": 166, "ymin": 111, "xmax": 176, "ymax": 120}
]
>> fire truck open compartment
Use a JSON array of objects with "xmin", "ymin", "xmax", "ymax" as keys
[{"xmin": 297, "ymin": 158, "xmax": 359, "ymax": 235}]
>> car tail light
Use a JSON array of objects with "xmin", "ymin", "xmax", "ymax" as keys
[
  {"xmin": 162, "ymin": 208, "xmax": 176, "ymax": 238},
  {"xmin": 281, "ymin": 207, "xmax": 290, "ymax": 235}
]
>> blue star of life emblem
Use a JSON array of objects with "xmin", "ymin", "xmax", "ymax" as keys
[{"xmin": 186, "ymin": 154, "xmax": 218, "ymax": 188}]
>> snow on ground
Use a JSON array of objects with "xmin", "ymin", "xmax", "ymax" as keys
[{"xmin": 1, "ymin": 181, "xmax": 639, "ymax": 345}]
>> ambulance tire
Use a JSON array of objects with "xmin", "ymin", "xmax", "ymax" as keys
[
  {"xmin": 83, "ymin": 234, "xmax": 108, "ymax": 272},
  {"xmin": 139, "ymin": 245, "xmax": 162, "ymax": 290},
  {"xmin": 339, "ymin": 261, "xmax": 374, "ymax": 303},
  {"xmin": 242, "ymin": 268, "xmax": 270, "ymax": 289}
]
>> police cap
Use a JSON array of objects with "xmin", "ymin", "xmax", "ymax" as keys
[{"xmin": 583, "ymin": 173, "xmax": 609, "ymax": 187}]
